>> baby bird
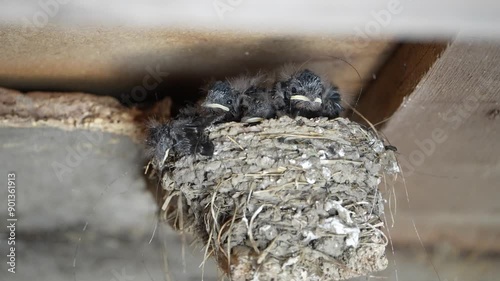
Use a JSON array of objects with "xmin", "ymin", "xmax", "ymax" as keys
[
  {"xmin": 276, "ymin": 69, "xmax": 324, "ymax": 118},
  {"xmin": 240, "ymin": 87, "xmax": 274, "ymax": 123},
  {"xmin": 320, "ymin": 86, "xmax": 343, "ymax": 118},
  {"xmin": 145, "ymin": 118, "xmax": 214, "ymax": 170},
  {"xmin": 202, "ymin": 80, "xmax": 240, "ymax": 123},
  {"xmin": 201, "ymin": 73, "xmax": 267, "ymax": 124},
  {"xmin": 275, "ymin": 66, "xmax": 343, "ymax": 119}
]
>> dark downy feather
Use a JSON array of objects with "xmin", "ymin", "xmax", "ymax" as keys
[{"xmin": 145, "ymin": 118, "xmax": 214, "ymax": 169}]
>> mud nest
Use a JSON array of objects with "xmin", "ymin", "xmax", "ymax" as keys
[{"xmin": 155, "ymin": 116, "xmax": 399, "ymax": 281}]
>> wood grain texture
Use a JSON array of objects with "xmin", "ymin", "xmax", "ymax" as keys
[
  {"xmin": 0, "ymin": 26, "xmax": 394, "ymax": 108},
  {"xmin": 353, "ymin": 42, "xmax": 448, "ymax": 127},
  {"xmin": 1, "ymin": 1, "xmax": 500, "ymax": 39},
  {"xmin": 382, "ymin": 39, "xmax": 500, "ymax": 253}
]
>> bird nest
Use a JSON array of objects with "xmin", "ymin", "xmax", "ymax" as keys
[{"xmin": 155, "ymin": 116, "xmax": 399, "ymax": 281}]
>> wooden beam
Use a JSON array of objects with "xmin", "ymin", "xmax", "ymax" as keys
[
  {"xmin": 381, "ymin": 40, "xmax": 500, "ymax": 253},
  {"xmin": 2, "ymin": 1, "xmax": 500, "ymax": 39},
  {"xmin": 352, "ymin": 42, "xmax": 448, "ymax": 127}
]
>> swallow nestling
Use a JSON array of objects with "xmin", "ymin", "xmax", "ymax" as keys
[
  {"xmin": 202, "ymin": 80, "xmax": 242, "ymax": 123},
  {"xmin": 201, "ymin": 73, "xmax": 267, "ymax": 124},
  {"xmin": 176, "ymin": 104, "xmax": 219, "ymax": 127},
  {"xmin": 241, "ymin": 88, "xmax": 285, "ymax": 123},
  {"xmin": 231, "ymin": 72, "xmax": 289, "ymax": 123},
  {"xmin": 320, "ymin": 86, "xmax": 344, "ymax": 118},
  {"xmin": 145, "ymin": 118, "xmax": 214, "ymax": 169},
  {"xmin": 276, "ymin": 68, "xmax": 324, "ymax": 118},
  {"xmin": 275, "ymin": 66, "xmax": 344, "ymax": 119}
]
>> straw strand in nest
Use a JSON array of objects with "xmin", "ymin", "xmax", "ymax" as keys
[{"xmin": 153, "ymin": 116, "xmax": 399, "ymax": 281}]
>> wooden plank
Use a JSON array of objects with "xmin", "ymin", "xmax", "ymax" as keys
[
  {"xmin": 0, "ymin": 26, "xmax": 393, "ymax": 107},
  {"xmin": 352, "ymin": 42, "xmax": 448, "ymax": 127},
  {"xmin": 1, "ymin": 1, "xmax": 500, "ymax": 39},
  {"xmin": 382, "ymin": 40, "xmax": 500, "ymax": 253}
]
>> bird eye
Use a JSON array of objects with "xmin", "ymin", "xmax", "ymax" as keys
[
  {"xmin": 226, "ymin": 99, "xmax": 233, "ymax": 105},
  {"xmin": 291, "ymin": 87, "xmax": 297, "ymax": 93}
]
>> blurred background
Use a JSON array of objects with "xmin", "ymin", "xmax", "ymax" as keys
[{"xmin": 1, "ymin": 1, "xmax": 499, "ymax": 280}]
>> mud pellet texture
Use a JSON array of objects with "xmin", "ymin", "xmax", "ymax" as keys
[{"xmin": 158, "ymin": 116, "xmax": 399, "ymax": 281}]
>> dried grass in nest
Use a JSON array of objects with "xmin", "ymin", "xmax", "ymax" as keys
[{"xmin": 155, "ymin": 116, "xmax": 399, "ymax": 281}]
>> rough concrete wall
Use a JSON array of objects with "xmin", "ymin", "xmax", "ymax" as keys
[
  {"xmin": 0, "ymin": 125, "xmax": 220, "ymax": 281},
  {"xmin": 0, "ymin": 88, "xmax": 219, "ymax": 280}
]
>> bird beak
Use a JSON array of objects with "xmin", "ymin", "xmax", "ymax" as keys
[
  {"xmin": 290, "ymin": 95, "xmax": 322, "ymax": 104},
  {"xmin": 290, "ymin": 95, "xmax": 311, "ymax": 102},
  {"xmin": 242, "ymin": 116, "xmax": 264, "ymax": 123},
  {"xmin": 203, "ymin": 103, "xmax": 230, "ymax": 112}
]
